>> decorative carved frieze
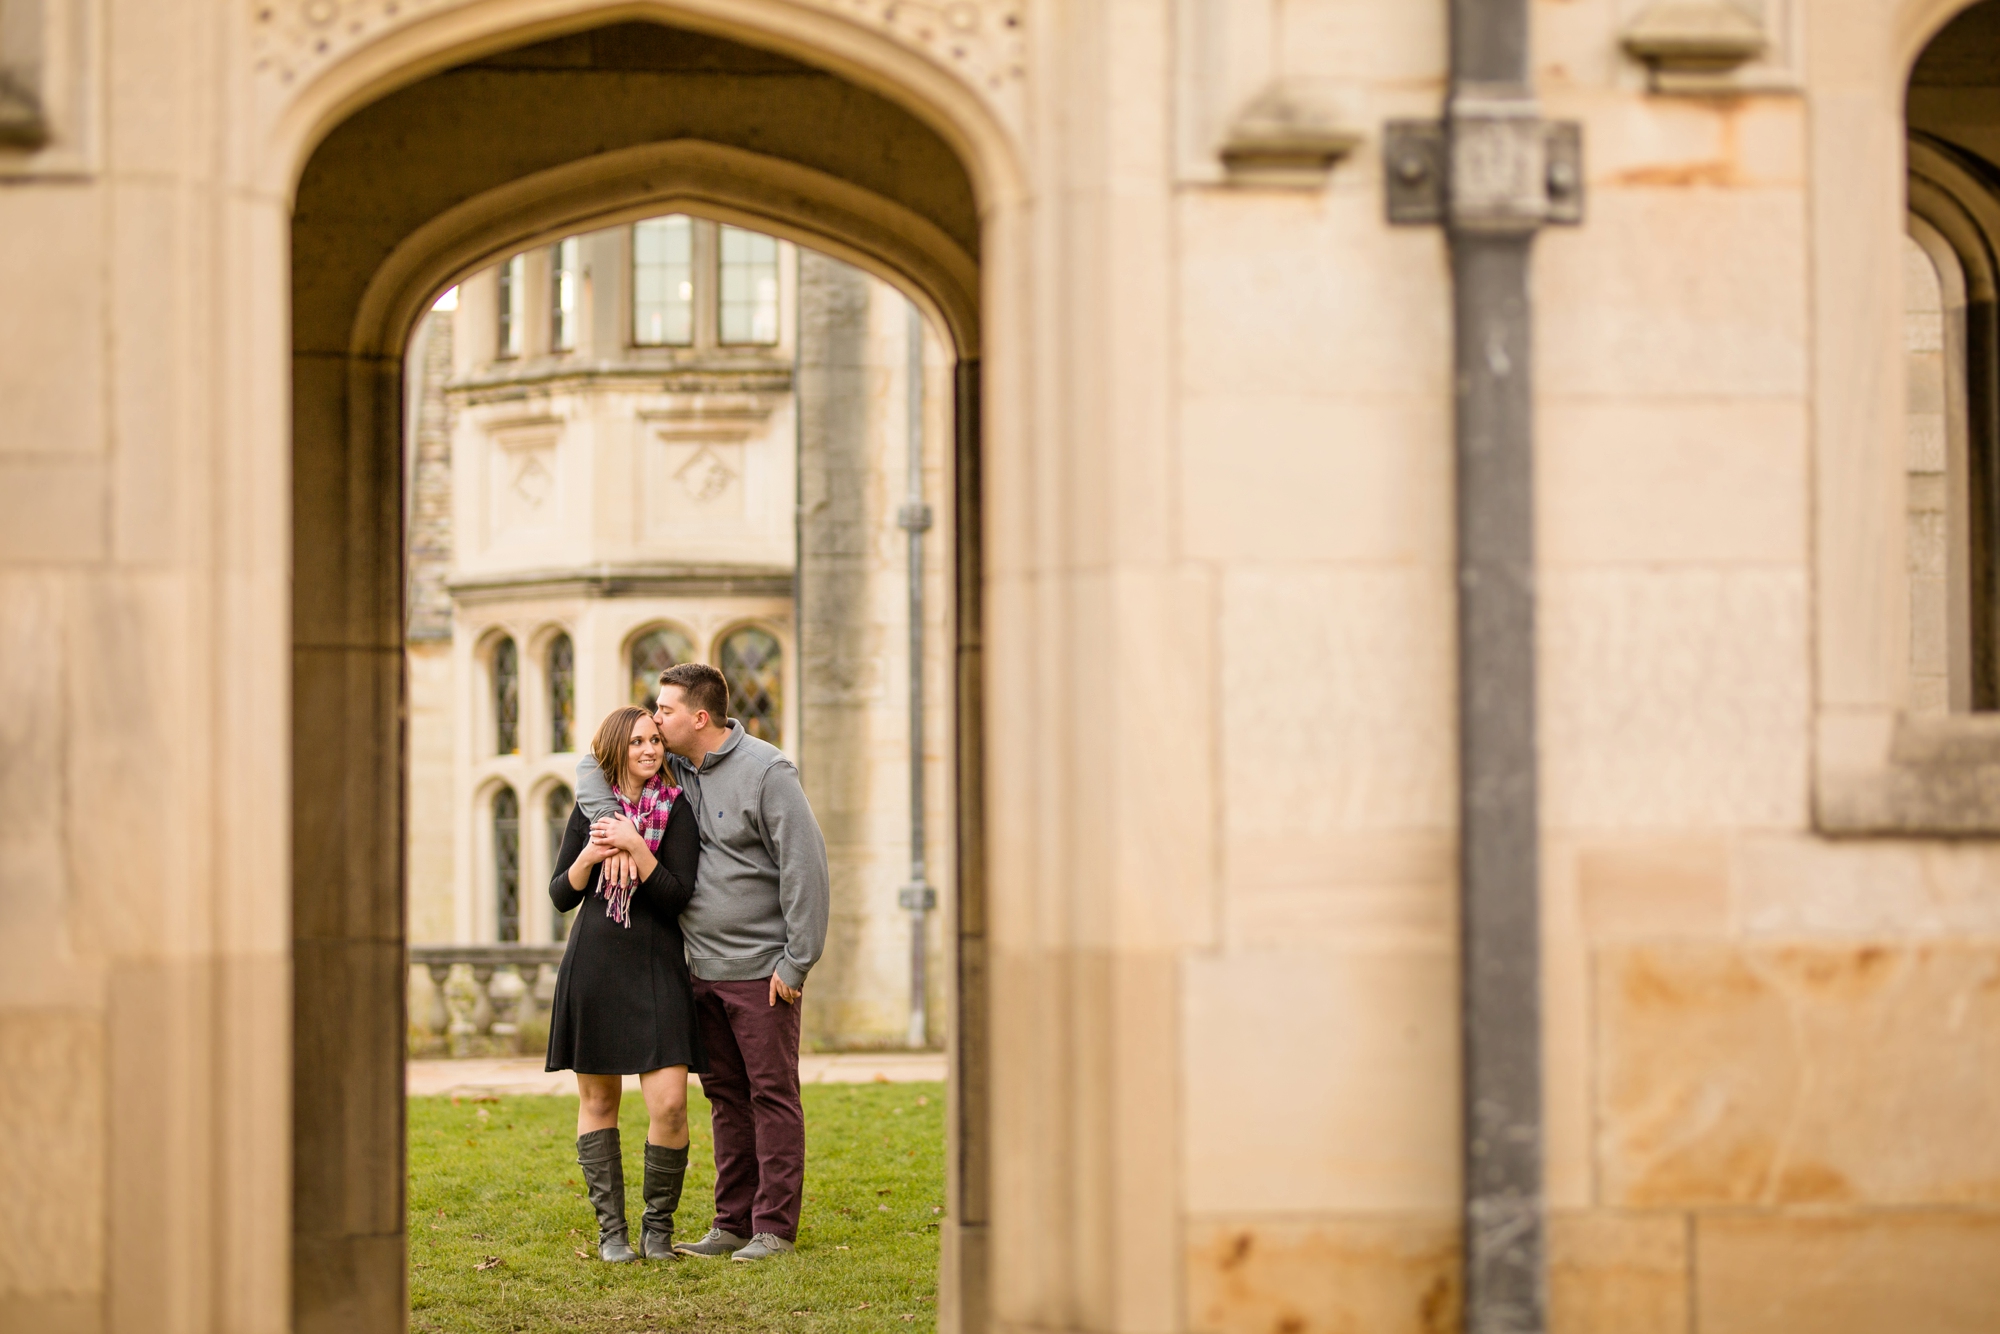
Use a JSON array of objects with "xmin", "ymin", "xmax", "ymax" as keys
[{"xmin": 249, "ymin": 0, "xmax": 1024, "ymax": 132}]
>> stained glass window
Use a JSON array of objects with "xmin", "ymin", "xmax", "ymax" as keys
[
  {"xmin": 547, "ymin": 632, "xmax": 575, "ymax": 753},
  {"xmin": 719, "ymin": 226, "xmax": 780, "ymax": 345},
  {"xmin": 550, "ymin": 237, "xmax": 580, "ymax": 352},
  {"xmin": 547, "ymin": 784, "xmax": 575, "ymax": 941},
  {"xmin": 719, "ymin": 626, "xmax": 783, "ymax": 745},
  {"xmin": 629, "ymin": 624, "xmax": 695, "ymax": 707},
  {"xmin": 493, "ymin": 637, "xmax": 519, "ymax": 755},
  {"xmin": 497, "ymin": 253, "xmax": 526, "ymax": 357},
  {"xmin": 494, "ymin": 786, "xmax": 520, "ymax": 943},
  {"xmin": 633, "ymin": 216, "xmax": 693, "ymax": 346}
]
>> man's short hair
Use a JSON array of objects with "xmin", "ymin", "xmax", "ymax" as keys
[{"xmin": 658, "ymin": 661, "xmax": 730, "ymax": 726}]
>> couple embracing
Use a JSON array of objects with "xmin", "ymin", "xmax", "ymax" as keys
[{"xmin": 544, "ymin": 661, "xmax": 829, "ymax": 1265}]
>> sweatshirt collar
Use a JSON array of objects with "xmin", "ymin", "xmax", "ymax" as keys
[{"xmin": 698, "ymin": 720, "xmax": 745, "ymax": 771}]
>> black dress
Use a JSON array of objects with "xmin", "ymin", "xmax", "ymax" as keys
[{"xmin": 544, "ymin": 795, "xmax": 703, "ymax": 1075}]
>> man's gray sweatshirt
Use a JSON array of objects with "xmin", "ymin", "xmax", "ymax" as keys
[{"xmin": 576, "ymin": 722, "xmax": 830, "ymax": 990}]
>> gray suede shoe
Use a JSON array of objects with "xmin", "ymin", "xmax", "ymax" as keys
[
  {"xmin": 730, "ymin": 1233, "xmax": 796, "ymax": 1262},
  {"xmin": 674, "ymin": 1227, "xmax": 748, "ymax": 1258}
]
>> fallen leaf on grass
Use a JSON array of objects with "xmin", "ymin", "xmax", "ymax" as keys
[
  {"xmin": 915, "ymin": 1094, "xmax": 929, "ymax": 1106},
  {"xmin": 877, "ymin": 1205, "xmax": 890, "ymax": 1213},
  {"xmin": 474, "ymin": 1256, "xmax": 502, "ymax": 1271},
  {"xmin": 900, "ymin": 1316, "xmax": 917, "ymax": 1322},
  {"xmin": 834, "ymin": 1245, "xmax": 850, "ymax": 1251},
  {"xmin": 855, "ymin": 1303, "xmax": 871, "ymax": 1310},
  {"xmin": 574, "ymin": 1248, "xmax": 590, "ymax": 1260},
  {"xmin": 877, "ymin": 1188, "xmax": 892, "ymax": 1195}
]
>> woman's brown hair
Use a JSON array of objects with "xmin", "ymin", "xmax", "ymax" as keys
[{"xmin": 591, "ymin": 705, "xmax": 654, "ymax": 793}]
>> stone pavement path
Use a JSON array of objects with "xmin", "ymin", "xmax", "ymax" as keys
[{"xmin": 407, "ymin": 1050, "xmax": 946, "ymax": 1097}]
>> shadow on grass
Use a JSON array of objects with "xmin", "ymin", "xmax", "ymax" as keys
[{"xmin": 410, "ymin": 1081, "xmax": 944, "ymax": 1333}]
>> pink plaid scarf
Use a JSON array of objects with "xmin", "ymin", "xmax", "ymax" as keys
[{"xmin": 600, "ymin": 772, "xmax": 681, "ymax": 927}]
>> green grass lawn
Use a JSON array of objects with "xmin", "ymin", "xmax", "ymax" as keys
[{"xmin": 409, "ymin": 1081, "xmax": 944, "ymax": 1334}]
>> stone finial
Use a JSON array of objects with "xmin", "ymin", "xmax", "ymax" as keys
[
  {"xmin": 1621, "ymin": 0, "xmax": 1766, "ymax": 92},
  {"xmin": 1219, "ymin": 81, "xmax": 1362, "ymax": 188}
]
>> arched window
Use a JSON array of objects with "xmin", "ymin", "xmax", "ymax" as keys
[
  {"xmin": 719, "ymin": 626, "xmax": 783, "ymax": 745},
  {"xmin": 493, "ymin": 787, "xmax": 520, "ymax": 943},
  {"xmin": 1908, "ymin": 20, "xmax": 2000, "ymax": 715},
  {"xmin": 1903, "ymin": 230, "xmax": 1969, "ymax": 715},
  {"xmin": 492, "ymin": 636, "xmax": 520, "ymax": 754},
  {"xmin": 628, "ymin": 624, "xmax": 694, "ymax": 707},
  {"xmin": 547, "ymin": 632, "xmax": 575, "ymax": 752},
  {"xmin": 546, "ymin": 784, "xmax": 575, "ymax": 941}
]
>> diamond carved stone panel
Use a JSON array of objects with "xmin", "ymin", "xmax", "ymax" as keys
[
  {"xmin": 647, "ymin": 436, "xmax": 748, "ymax": 534},
  {"xmin": 673, "ymin": 443, "xmax": 740, "ymax": 507},
  {"xmin": 491, "ymin": 431, "xmax": 557, "ymax": 538}
]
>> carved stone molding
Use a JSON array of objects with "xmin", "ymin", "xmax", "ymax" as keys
[
  {"xmin": 0, "ymin": 73, "xmax": 46, "ymax": 147},
  {"xmin": 1621, "ymin": 0, "xmax": 1767, "ymax": 93},
  {"xmin": 1218, "ymin": 80, "xmax": 1361, "ymax": 188},
  {"xmin": 0, "ymin": 0, "xmax": 94, "ymax": 175},
  {"xmin": 248, "ymin": 0, "xmax": 1024, "ymax": 132},
  {"xmin": 1818, "ymin": 714, "xmax": 2000, "ymax": 835}
]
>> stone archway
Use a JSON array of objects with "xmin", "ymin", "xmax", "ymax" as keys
[{"xmin": 287, "ymin": 17, "xmax": 994, "ymax": 1332}]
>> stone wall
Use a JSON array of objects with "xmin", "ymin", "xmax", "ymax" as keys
[
  {"xmin": 406, "ymin": 307, "xmax": 454, "ymax": 644},
  {"xmin": 5, "ymin": 0, "xmax": 2000, "ymax": 1332},
  {"xmin": 795, "ymin": 252, "xmax": 953, "ymax": 1049}
]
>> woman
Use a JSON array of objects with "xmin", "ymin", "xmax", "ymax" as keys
[{"xmin": 546, "ymin": 704, "xmax": 702, "ymax": 1263}]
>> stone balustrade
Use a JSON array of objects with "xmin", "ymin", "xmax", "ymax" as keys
[{"xmin": 408, "ymin": 945, "xmax": 565, "ymax": 1059}]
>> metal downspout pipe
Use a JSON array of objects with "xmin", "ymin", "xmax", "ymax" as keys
[
  {"xmin": 899, "ymin": 302, "xmax": 938, "ymax": 1048},
  {"xmin": 1450, "ymin": 5, "xmax": 1551, "ymax": 1330},
  {"xmin": 1387, "ymin": 3, "xmax": 1582, "ymax": 1329}
]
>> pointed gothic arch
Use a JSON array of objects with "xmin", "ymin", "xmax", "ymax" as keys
[{"xmin": 287, "ymin": 12, "xmax": 995, "ymax": 1331}]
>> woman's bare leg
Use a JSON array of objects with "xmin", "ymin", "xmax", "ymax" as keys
[
  {"xmin": 576, "ymin": 1073, "xmax": 623, "ymax": 1134},
  {"xmin": 638, "ymin": 1066, "xmax": 690, "ymax": 1149}
]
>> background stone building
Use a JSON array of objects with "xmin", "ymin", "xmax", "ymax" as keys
[
  {"xmin": 7, "ymin": 1, "xmax": 2000, "ymax": 1333},
  {"xmin": 405, "ymin": 221, "xmax": 953, "ymax": 1051}
]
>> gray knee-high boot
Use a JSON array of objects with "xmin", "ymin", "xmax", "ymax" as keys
[
  {"xmin": 576, "ymin": 1128, "xmax": 638, "ymax": 1262},
  {"xmin": 640, "ymin": 1143, "xmax": 690, "ymax": 1260}
]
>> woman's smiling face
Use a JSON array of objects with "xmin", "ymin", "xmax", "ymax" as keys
[{"xmin": 626, "ymin": 711, "xmax": 665, "ymax": 785}]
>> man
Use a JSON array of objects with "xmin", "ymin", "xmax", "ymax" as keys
[{"xmin": 576, "ymin": 661, "xmax": 830, "ymax": 1262}]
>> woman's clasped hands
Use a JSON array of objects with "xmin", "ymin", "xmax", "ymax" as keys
[{"xmin": 589, "ymin": 816, "xmax": 644, "ymax": 888}]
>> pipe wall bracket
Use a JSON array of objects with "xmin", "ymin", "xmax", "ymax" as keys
[{"xmin": 1383, "ymin": 116, "xmax": 1583, "ymax": 229}]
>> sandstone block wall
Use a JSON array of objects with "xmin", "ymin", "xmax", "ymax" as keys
[{"xmin": 0, "ymin": 1, "xmax": 1996, "ymax": 1332}]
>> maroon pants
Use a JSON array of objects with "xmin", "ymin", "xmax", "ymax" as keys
[{"xmin": 693, "ymin": 976, "xmax": 805, "ymax": 1242}]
